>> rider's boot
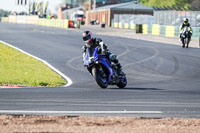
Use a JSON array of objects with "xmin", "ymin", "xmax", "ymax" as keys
[
  {"xmin": 116, "ymin": 63, "xmax": 123, "ymax": 76},
  {"xmin": 110, "ymin": 53, "xmax": 124, "ymax": 76}
]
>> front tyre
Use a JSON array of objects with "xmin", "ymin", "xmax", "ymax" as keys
[
  {"xmin": 117, "ymin": 75, "xmax": 127, "ymax": 88},
  {"xmin": 186, "ymin": 37, "xmax": 190, "ymax": 48},
  {"xmin": 92, "ymin": 67, "xmax": 108, "ymax": 88},
  {"xmin": 182, "ymin": 38, "xmax": 185, "ymax": 48}
]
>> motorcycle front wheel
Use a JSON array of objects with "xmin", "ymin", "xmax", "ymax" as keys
[
  {"xmin": 182, "ymin": 38, "xmax": 185, "ymax": 48},
  {"xmin": 186, "ymin": 37, "xmax": 190, "ymax": 48},
  {"xmin": 92, "ymin": 67, "xmax": 108, "ymax": 88}
]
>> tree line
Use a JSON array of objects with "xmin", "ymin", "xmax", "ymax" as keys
[
  {"xmin": 140, "ymin": 0, "xmax": 200, "ymax": 10},
  {"xmin": 0, "ymin": 9, "xmax": 10, "ymax": 17}
]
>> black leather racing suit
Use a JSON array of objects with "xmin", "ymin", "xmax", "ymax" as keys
[{"xmin": 82, "ymin": 38, "xmax": 122, "ymax": 73}]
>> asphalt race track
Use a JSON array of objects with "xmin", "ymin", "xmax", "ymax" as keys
[{"xmin": 0, "ymin": 23, "xmax": 200, "ymax": 118}]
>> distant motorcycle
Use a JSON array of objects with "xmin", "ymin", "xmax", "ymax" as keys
[
  {"xmin": 83, "ymin": 47, "xmax": 127, "ymax": 88},
  {"xmin": 181, "ymin": 27, "xmax": 192, "ymax": 48}
]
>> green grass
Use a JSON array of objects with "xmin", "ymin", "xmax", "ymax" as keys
[{"xmin": 0, "ymin": 42, "xmax": 66, "ymax": 87}]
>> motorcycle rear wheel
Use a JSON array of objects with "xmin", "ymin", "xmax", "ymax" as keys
[{"xmin": 116, "ymin": 75, "xmax": 127, "ymax": 88}]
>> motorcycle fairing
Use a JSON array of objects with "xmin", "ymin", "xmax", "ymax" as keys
[{"xmin": 93, "ymin": 47, "xmax": 116, "ymax": 82}]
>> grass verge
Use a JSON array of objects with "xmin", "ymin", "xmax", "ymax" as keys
[{"xmin": 0, "ymin": 42, "xmax": 66, "ymax": 87}]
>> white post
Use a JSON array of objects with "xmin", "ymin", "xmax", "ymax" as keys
[{"xmin": 93, "ymin": 0, "xmax": 96, "ymax": 10}]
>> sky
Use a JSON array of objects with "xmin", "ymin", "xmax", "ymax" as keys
[{"xmin": 0, "ymin": 0, "xmax": 65, "ymax": 14}]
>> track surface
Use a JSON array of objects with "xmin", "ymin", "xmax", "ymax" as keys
[{"xmin": 0, "ymin": 23, "xmax": 200, "ymax": 118}]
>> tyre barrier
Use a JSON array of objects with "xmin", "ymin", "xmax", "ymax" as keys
[
  {"xmin": 112, "ymin": 22, "xmax": 200, "ymax": 38},
  {"xmin": 1, "ymin": 16, "xmax": 81, "ymax": 29}
]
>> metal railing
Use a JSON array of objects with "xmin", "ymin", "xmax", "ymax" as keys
[{"xmin": 154, "ymin": 11, "xmax": 200, "ymax": 27}]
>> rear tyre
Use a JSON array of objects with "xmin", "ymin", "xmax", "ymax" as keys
[
  {"xmin": 92, "ymin": 67, "xmax": 108, "ymax": 88},
  {"xmin": 117, "ymin": 75, "xmax": 127, "ymax": 88}
]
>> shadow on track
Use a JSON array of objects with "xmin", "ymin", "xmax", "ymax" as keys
[{"xmin": 108, "ymin": 87, "xmax": 163, "ymax": 91}]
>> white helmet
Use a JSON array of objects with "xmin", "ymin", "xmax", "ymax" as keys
[{"xmin": 183, "ymin": 18, "xmax": 189, "ymax": 23}]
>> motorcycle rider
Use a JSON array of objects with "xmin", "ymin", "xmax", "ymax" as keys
[
  {"xmin": 179, "ymin": 18, "xmax": 193, "ymax": 41},
  {"xmin": 82, "ymin": 31, "xmax": 123, "ymax": 75}
]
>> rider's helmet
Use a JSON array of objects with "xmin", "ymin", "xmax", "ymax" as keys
[
  {"xmin": 82, "ymin": 31, "xmax": 93, "ymax": 46},
  {"xmin": 183, "ymin": 18, "xmax": 189, "ymax": 24}
]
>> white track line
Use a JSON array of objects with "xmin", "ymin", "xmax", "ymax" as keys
[
  {"xmin": 125, "ymin": 46, "xmax": 160, "ymax": 67},
  {"xmin": 0, "ymin": 40, "xmax": 73, "ymax": 87},
  {"xmin": 0, "ymin": 110, "xmax": 163, "ymax": 114}
]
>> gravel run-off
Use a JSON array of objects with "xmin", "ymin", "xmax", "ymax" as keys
[{"xmin": 0, "ymin": 115, "xmax": 200, "ymax": 133}]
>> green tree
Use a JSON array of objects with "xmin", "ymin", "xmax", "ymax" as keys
[
  {"xmin": 189, "ymin": 0, "xmax": 200, "ymax": 10},
  {"xmin": 141, "ymin": 0, "xmax": 174, "ymax": 7},
  {"xmin": 140, "ymin": 0, "xmax": 194, "ymax": 10},
  {"xmin": 173, "ymin": 0, "xmax": 190, "ymax": 10},
  {"xmin": 0, "ymin": 9, "xmax": 10, "ymax": 17}
]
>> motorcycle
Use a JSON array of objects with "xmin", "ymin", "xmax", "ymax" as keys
[
  {"xmin": 83, "ymin": 47, "xmax": 127, "ymax": 88},
  {"xmin": 181, "ymin": 26, "xmax": 192, "ymax": 48}
]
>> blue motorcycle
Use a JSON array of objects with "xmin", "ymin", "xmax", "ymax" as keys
[{"xmin": 83, "ymin": 47, "xmax": 127, "ymax": 88}]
